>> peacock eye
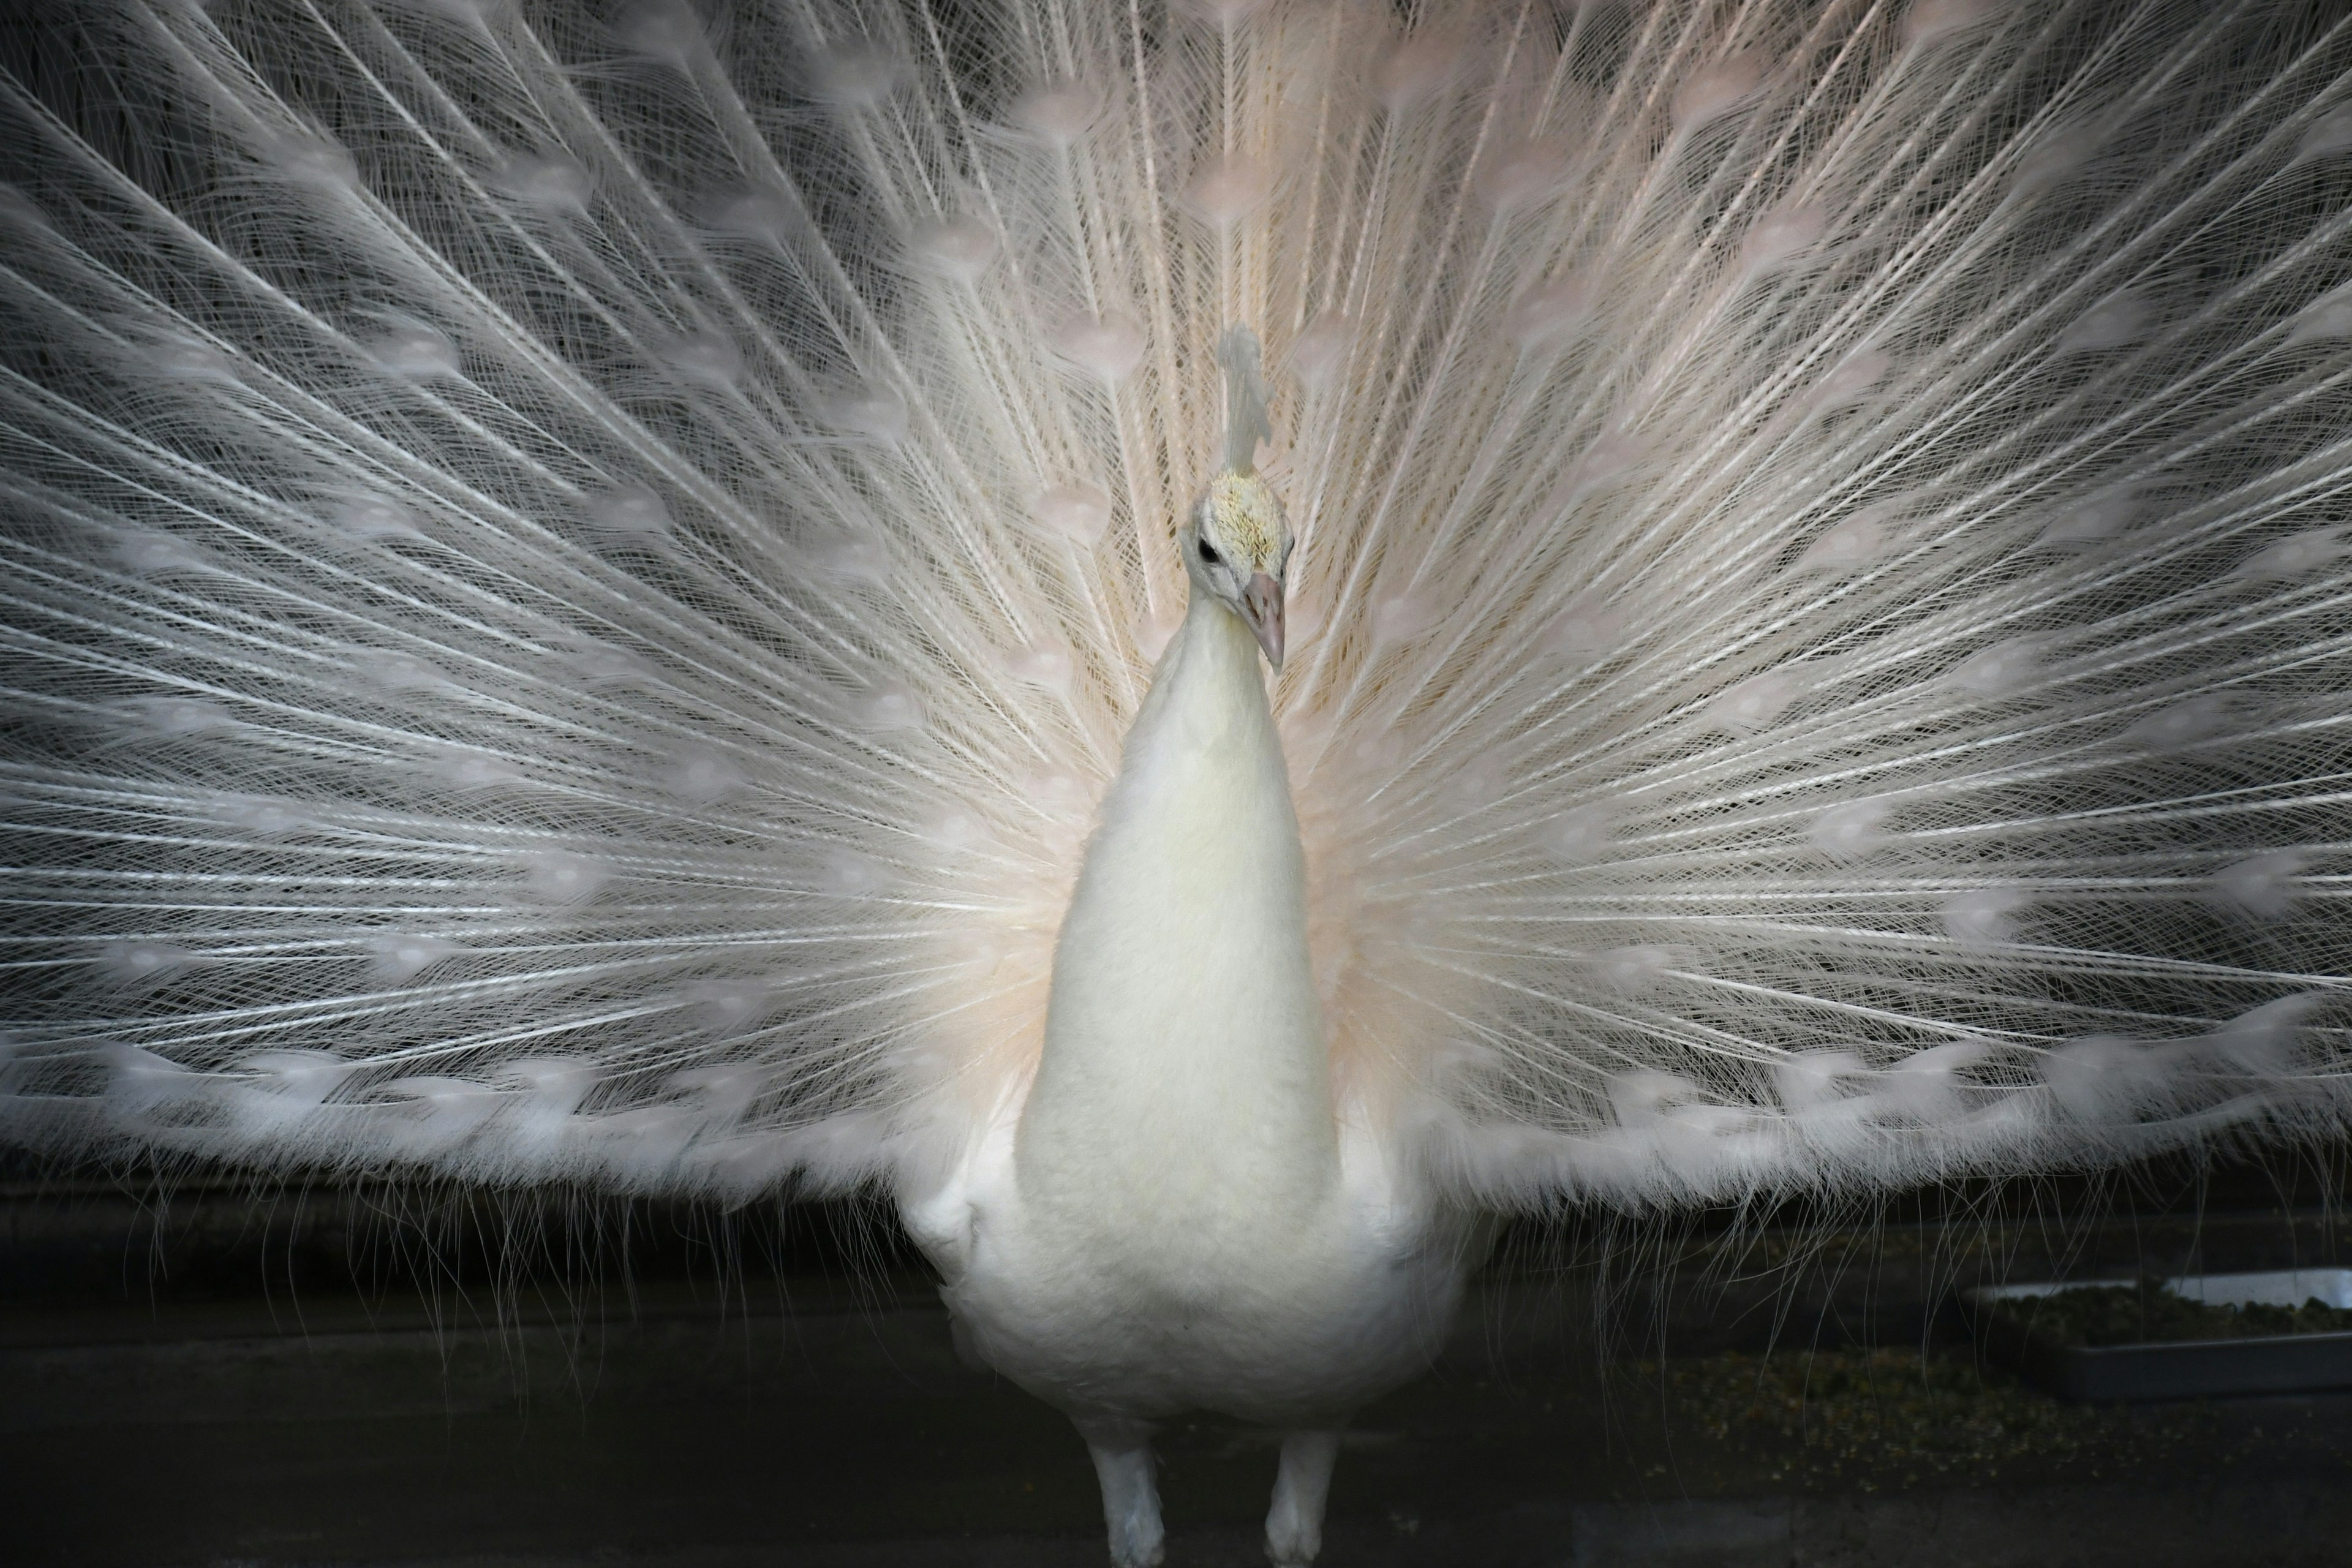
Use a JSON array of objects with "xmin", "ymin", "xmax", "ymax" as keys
[{"xmin": 1198, "ymin": 539, "xmax": 1220, "ymax": 565}]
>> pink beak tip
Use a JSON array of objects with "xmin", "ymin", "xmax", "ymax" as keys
[{"xmin": 1243, "ymin": 572, "xmax": 1286, "ymax": 671}]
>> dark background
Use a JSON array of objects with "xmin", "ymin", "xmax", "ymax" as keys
[{"xmin": 5, "ymin": 1147, "xmax": 2351, "ymax": 1566}]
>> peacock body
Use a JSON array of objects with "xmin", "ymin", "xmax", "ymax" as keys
[{"xmin": 4, "ymin": 0, "xmax": 2351, "ymax": 1560}]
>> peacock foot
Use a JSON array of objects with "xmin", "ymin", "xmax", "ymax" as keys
[
  {"xmin": 1264, "ymin": 1428, "xmax": 1343, "ymax": 1566},
  {"xmin": 1079, "ymin": 1418, "xmax": 1166, "ymax": 1568}
]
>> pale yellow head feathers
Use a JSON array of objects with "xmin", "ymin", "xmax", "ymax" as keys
[{"xmin": 1205, "ymin": 471, "xmax": 1284, "ymax": 575}]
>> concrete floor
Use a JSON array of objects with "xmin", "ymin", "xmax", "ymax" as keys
[{"xmin": 5, "ymin": 1174, "xmax": 2352, "ymax": 1566}]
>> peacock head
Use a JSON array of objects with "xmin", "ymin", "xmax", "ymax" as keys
[
  {"xmin": 1185, "ymin": 325, "xmax": 1290, "ymax": 669},
  {"xmin": 1185, "ymin": 470, "xmax": 1291, "ymax": 670}
]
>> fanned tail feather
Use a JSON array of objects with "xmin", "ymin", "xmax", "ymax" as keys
[{"xmin": 1, "ymin": 0, "xmax": 2346, "ymax": 1207}]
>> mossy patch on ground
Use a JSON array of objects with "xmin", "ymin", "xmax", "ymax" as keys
[
  {"xmin": 1985, "ymin": 1283, "xmax": 2352, "ymax": 1348},
  {"xmin": 1647, "ymin": 1346, "xmax": 2204, "ymax": 1491}
]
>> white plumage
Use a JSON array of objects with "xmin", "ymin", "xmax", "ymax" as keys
[{"xmin": 3, "ymin": 0, "xmax": 2351, "ymax": 1560}]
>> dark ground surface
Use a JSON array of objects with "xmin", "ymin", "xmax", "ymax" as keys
[{"xmin": 5, "ymin": 1163, "xmax": 2352, "ymax": 1567}]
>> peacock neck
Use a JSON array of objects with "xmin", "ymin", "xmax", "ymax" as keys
[{"xmin": 1014, "ymin": 588, "xmax": 1336, "ymax": 1263}]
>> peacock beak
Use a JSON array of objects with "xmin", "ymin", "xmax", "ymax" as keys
[{"xmin": 1242, "ymin": 572, "xmax": 1284, "ymax": 671}]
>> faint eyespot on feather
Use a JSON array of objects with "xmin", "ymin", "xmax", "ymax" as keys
[
  {"xmin": 94, "ymin": 939, "xmax": 201, "ymax": 989},
  {"xmin": 145, "ymin": 334, "xmax": 244, "ymax": 387},
  {"xmin": 808, "ymin": 39, "xmax": 903, "ymax": 109},
  {"xmin": 1794, "ymin": 506, "xmax": 1893, "ymax": 572},
  {"xmin": 369, "ymin": 650, "xmax": 453, "ymax": 693},
  {"xmin": 2207, "ymin": 995, "xmax": 2323, "ymax": 1074},
  {"xmin": 584, "ymin": 481, "xmax": 674, "ymax": 536},
  {"xmin": 1607, "ymin": 1069, "xmax": 1703, "ymax": 1127},
  {"xmin": 491, "ymin": 151, "xmax": 594, "ymax": 216},
  {"xmin": 820, "ymin": 382, "xmax": 908, "ymax": 445},
  {"xmin": 654, "ymin": 328, "xmax": 743, "ymax": 391},
  {"xmin": 1052, "ymin": 312, "xmax": 1147, "ymax": 381},
  {"xmin": 1371, "ymin": 592, "xmax": 1438, "ymax": 647},
  {"xmin": 379, "ymin": 1076, "xmax": 501, "ymax": 1153},
  {"xmin": 363, "ymin": 322, "xmax": 461, "ymax": 380},
  {"xmin": 1542, "ymin": 594, "xmax": 1626, "ymax": 665},
  {"xmin": 687, "ymin": 979, "xmax": 775, "ymax": 1036},
  {"xmin": 1594, "ymin": 944, "xmax": 1677, "ymax": 995},
  {"xmin": 1672, "ymin": 53, "xmax": 1765, "ymax": 132},
  {"xmin": 2054, "ymin": 293, "xmax": 2150, "ymax": 353},
  {"xmin": 1012, "ymin": 82, "xmax": 1105, "ymax": 146},
  {"xmin": 231, "ymin": 1050, "xmax": 352, "ymax": 1123},
  {"xmin": 820, "ymin": 847, "xmax": 886, "ymax": 896},
  {"xmin": 119, "ymin": 695, "xmax": 234, "ymax": 737},
  {"xmin": 1005, "ymin": 642, "xmax": 1075, "ymax": 696},
  {"xmin": 102, "ymin": 1042, "xmax": 204, "ymax": 1120},
  {"xmin": 1289, "ymin": 314, "xmax": 1354, "ymax": 388},
  {"xmin": 2041, "ymin": 1035, "xmax": 2165, "ymax": 1123},
  {"xmin": 1738, "ymin": 203, "xmax": 1827, "ymax": 276},
  {"xmin": 1547, "ymin": 803, "xmax": 1616, "ymax": 863},
  {"xmin": 424, "ymin": 744, "xmax": 524, "ymax": 791},
  {"xmin": 557, "ymin": 631, "xmax": 658, "ymax": 688},
  {"xmin": 1443, "ymin": 756, "xmax": 1508, "ymax": 820},
  {"xmin": 1902, "ymin": 0, "xmax": 2006, "ymax": 47},
  {"xmin": 1503, "ymin": 276, "xmax": 1594, "ymax": 356},
  {"xmin": 1876, "ymin": 1039, "xmax": 1991, "ymax": 1121},
  {"xmin": 1345, "ymin": 729, "xmax": 1409, "ymax": 779},
  {"xmin": 332, "ymin": 493, "xmax": 426, "ymax": 541},
  {"xmin": 908, "ymin": 216, "xmax": 1000, "ymax": 284},
  {"xmin": 367, "ymin": 933, "xmax": 462, "ymax": 984},
  {"xmin": 698, "ymin": 185, "xmax": 797, "ymax": 244},
  {"xmin": 2285, "ymin": 285, "xmax": 2352, "ymax": 344},
  {"xmin": 671, "ymin": 1062, "xmax": 767, "ymax": 1126},
  {"xmin": 498, "ymin": 1058, "xmax": 600, "ymax": 1156},
  {"xmin": 812, "ymin": 524, "xmax": 891, "ymax": 585},
  {"xmin": 2037, "ymin": 488, "xmax": 2140, "ymax": 548},
  {"xmin": 1796, "ymin": 350, "xmax": 1892, "ymax": 418},
  {"xmin": 2119, "ymin": 694, "xmax": 2231, "ymax": 750},
  {"xmin": 922, "ymin": 809, "xmax": 987, "ymax": 857},
  {"xmin": 108, "ymin": 528, "xmax": 213, "ymax": 575},
  {"xmin": 2008, "ymin": 128, "xmax": 2102, "ymax": 200},
  {"xmin": 1949, "ymin": 636, "xmax": 2043, "ymax": 696},
  {"xmin": 611, "ymin": 0, "xmax": 708, "ymax": 67},
  {"xmin": 251, "ymin": 128, "xmax": 360, "ymax": 194},
  {"xmin": 211, "ymin": 796, "xmax": 313, "ymax": 839},
  {"xmin": 1706, "ymin": 671, "xmax": 1799, "ymax": 734},
  {"xmin": 1480, "ymin": 140, "xmax": 1570, "ymax": 211},
  {"xmin": 1547, "ymin": 429, "xmax": 1654, "ymax": 512},
  {"xmin": 2212, "ymin": 851, "xmax": 2302, "ymax": 921},
  {"xmin": 2293, "ymin": 105, "xmax": 2352, "ymax": 162},
  {"xmin": 1185, "ymin": 154, "xmax": 1273, "ymax": 225},
  {"xmin": 1376, "ymin": 30, "xmax": 1466, "ymax": 110},
  {"xmin": 854, "ymin": 680, "xmax": 922, "ymax": 733},
  {"xmin": 1774, "ymin": 1050, "xmax": 1868, "ymax": 1114},
  {"xmin": 663, "ymin": 748, "xmax": 746, "ymax": 802},
  {"xmin": 524, "ymin": 849, "xmax": 612, "ymax": 902},
  {"xmin": 1809, "ymin": 797, "xmax": 1895, "ymax": 858},
  {"xmin": 1942, "ymin": 887, "xmax": 2026, "ymax": 944},
  {"xmin": 1034, "ymin": 483, "xmax": 1111, "ymax": 546},
  {"xmin": 2234, "ymin": 526, "xmax": 2348, "ymax": 577},
  {"xmin": 592, "ymin": 1102, "xmax": 702, "ymax": 1177}
]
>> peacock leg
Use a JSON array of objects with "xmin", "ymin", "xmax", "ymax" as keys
[
  {"xmin": 1264, "ymin": 1428, "xmax": 1343, "ymax": 1566},
  {"xmin": 1076, "ymin": 1417, "xmax": 1164, "ymax": 1568}
]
